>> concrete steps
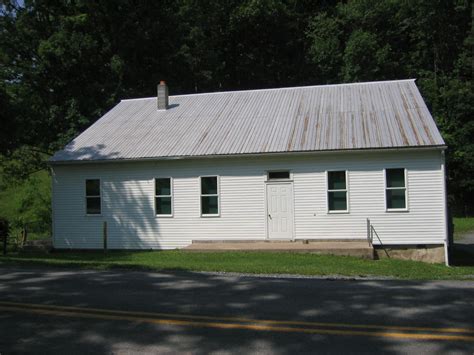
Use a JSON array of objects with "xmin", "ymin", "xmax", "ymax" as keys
[{"xmin": 184, "ymin": 240, "xmax": 374, "ymax": 259}]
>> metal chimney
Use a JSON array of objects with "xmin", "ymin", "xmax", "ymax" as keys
[{"xmin": 157, "ymin": 81, "xmax": 169, "ymax": 110}]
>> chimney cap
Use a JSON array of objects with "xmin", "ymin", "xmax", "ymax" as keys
[{"xmin": 159, "ymin": 80, "xmax": 166, "ymax": 85}]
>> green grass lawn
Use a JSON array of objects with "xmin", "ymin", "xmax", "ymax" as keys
[
  {"xmin": 1, "ymin": 250, "xmax": 473, "ymax": 280},
  {"xmin": 454, "ymin": 217, "xmax": 474, "ymax": 239}
]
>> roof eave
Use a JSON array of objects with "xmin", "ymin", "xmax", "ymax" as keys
[{"xmin": 48, "ymin": 145, "xmax": 447, "ymax": 166}]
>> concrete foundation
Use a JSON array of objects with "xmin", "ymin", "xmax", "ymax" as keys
[
  {"xmin": 374, "ymin": 245, "xmax": 445, "ymax": 264},
  {"xmin": 185, "ymin": 240, "xmax": 375, "ymax": 259}
]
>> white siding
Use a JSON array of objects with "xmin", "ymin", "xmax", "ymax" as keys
[{"xmin": 52, "ymin": 149, "xmax": 446, "ymax": 249}]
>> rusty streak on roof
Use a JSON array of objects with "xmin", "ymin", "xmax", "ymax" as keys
[{"xmin": 51, "ymin": 79, "xmax": 445, "ymax": 162}]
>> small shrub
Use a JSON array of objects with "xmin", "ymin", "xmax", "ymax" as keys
[
  {"xmin": 0, "ymin": 217, "xmax": 9, "ymax": 237},
  {"xmin": 0, "ymin": 217, "xmax": 9, "ymax": 253}
]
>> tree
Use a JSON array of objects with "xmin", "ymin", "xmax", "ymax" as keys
[
  {"xmin": 0, "ymin": 0, "xmax": 472, "ymax": 214},
  {"xmin": 305, "ymin": 0, "xmax": 473, "ymax": 214}
]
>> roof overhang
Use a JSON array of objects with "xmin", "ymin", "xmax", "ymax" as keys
[{"xmin": 49, "ymin": 145, "xmax": 447, "ymax": 166}]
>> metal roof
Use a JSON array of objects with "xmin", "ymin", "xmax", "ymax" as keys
[{"xmin": 50, "ymin": 79, "xmax": 445, "ymax": 162}]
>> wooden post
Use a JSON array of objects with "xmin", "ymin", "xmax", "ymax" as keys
[
  {"xmin": 103, "ymin": 221, "xmax": 107, "ymax": 253},
  {"xmin": 21, "ymin": 226, "xmax": 28, "ymax": 247}
]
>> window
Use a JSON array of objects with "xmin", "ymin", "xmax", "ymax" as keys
[
  {"xmin": 201, "ymin": 176, "xmax": 219, "ymax": 216},
  {"xmin": 85, "ymin": 179, "xmax": 101, "ymax": 215},
  {"xmin": 386, "ymin": 168, "xmax": 407, "ymax": 210},
  {"xmin": 268, "ymin": 171, "xmax": 290, "ymax": 180},
  {"xmin": 327, "ymin": 171, "xmax": 348, "ymax": 212},
  {"xmin": 155, "ymin": 178, "xmax": 172, "ymax": 216}
]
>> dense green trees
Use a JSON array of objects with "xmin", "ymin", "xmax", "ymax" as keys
[{"xmin": 0, "ymin": 0, "xmax": 472, "ymax": 214}]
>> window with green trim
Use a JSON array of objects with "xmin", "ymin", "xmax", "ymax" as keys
[
  {"xmin": 201, "ymin": 176, "xmax": 219, "ymax": 216},
  {"xmin": 386, "ymin": 169, "xmax": 407, "ymax": 210},
  {"xmin": 155, "ymin": 178, "xmax": 172, "ymax": 216},
  {"xmin": 85, "ymin": 179, "xmax": 101, "ymax": 215},
  {"xmin": 327, "ymin": 171, "xmax": 348, "ymax": 212}
]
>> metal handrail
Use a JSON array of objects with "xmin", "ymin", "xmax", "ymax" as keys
[
  {"xmin": 367, "ymin": 218, "xmax": 373, "ymax": 246},
  {"xmin": 366, "ymin": 218, "xmax": 390, "ymax": 258}
]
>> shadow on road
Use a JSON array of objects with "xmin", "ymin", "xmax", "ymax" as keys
[{"xmin": 0, "ymin": 266, "xmax": 473, "ymax": 354}]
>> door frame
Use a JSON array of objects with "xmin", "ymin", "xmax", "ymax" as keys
[{"xmin": 264, "ymin": 181, "xmax": 295, "ymax": 241}]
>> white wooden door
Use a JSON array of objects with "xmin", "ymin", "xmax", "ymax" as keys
[{"xmin": 266, "ymin": 183, "xmax": 294, "ymax": 239}]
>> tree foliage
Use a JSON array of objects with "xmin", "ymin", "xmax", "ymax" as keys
[{"xmin": 0, "ymin": 0, "xmax": 472, "ymax": 214}]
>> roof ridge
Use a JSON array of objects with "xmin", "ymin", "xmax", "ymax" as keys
[{"xmin": 120, "ymin": 79, "xmax": 417, "ymax": 102}]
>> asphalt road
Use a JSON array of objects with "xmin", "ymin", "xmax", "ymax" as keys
[{"xmin": 0, "ymin": 266, "xmax": 473, "ymax": 354}]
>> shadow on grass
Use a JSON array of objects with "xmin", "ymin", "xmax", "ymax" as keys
[
  {"xmin": 451, "ymin": 244, "xmax": 474, "ymax": 266},
  {"xmin": 2, "ymin": 249, "xmax": 474, "ymax": 280},
  {"xmin": 0, "ymin": 250, "xmax": 176, "ymax": 272},
  {"xmin": 0, "ymin": 256, "xmax": 191, "ymax": 275}
]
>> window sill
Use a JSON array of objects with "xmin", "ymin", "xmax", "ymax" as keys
[
  {"xmin": 156, "ymin": 214, "xmax": 173, "ymax": 218},
  {"xmin": 201, "ymin": 214, "xmax": 220, "ymax": 218},
  {"xmin": 327, "ymin": 210, "xmax": 350, "ymax": 214},
  {"xmin": 85, "ymin": 214, "xmax": 102, "ymax": 217},
  {"xmin": 265, "ymin": 179, "xmax": 294, "ymax": 183},
  {"xmin": 386, "ymin": 208, "xmax": 409, "ymax": 213}
]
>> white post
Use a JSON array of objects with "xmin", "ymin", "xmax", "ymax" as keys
[{"xmin": 441, "ymin": 150, "xmax": 449, "ymax": 266}]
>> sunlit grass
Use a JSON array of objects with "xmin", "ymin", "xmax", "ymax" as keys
[
  {"xmin": 0, "ymin": 169, "xmax": 51, "ymax": 240},
  {"xmin": 1, "ymin": 250, "xmax": 473, "ymax": 280},
  {"xmin": 454, "ymin": 217, "xmax": 474, "ymax": 238}
]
